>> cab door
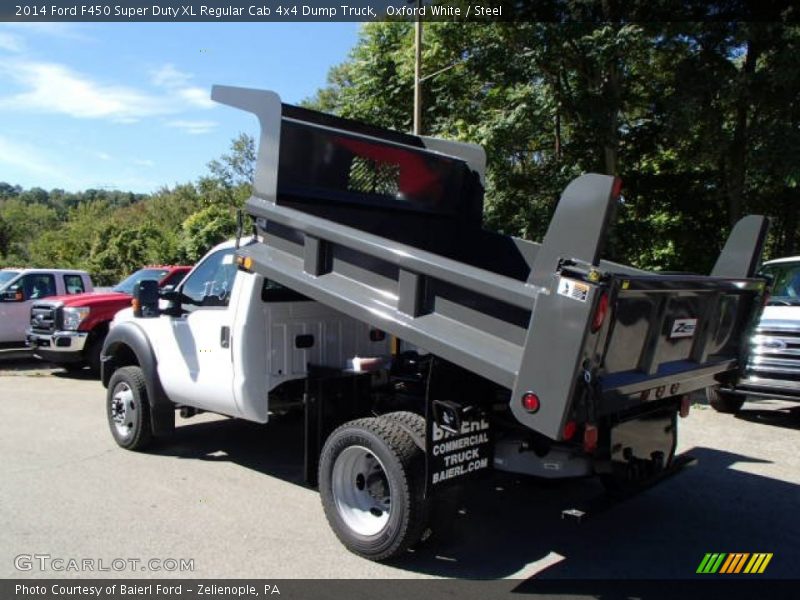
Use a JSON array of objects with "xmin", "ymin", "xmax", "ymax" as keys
[{"xmin": 152, "ymin": 247, "xmax": 240, "ymax": 416}]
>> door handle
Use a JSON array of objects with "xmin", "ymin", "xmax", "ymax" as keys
[{"xmin": 220, "ymin": 326, "xmax": 230, "ymax": 348}]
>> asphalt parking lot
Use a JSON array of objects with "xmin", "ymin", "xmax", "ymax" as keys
[{"xmin": 1, "ymin": 354, "xmax": 799, "ymax": 581}]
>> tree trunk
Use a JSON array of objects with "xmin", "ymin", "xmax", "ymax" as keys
[
  {"xmin": 603, "ymin": 62, "xmax": 621, "ymax": 176},
  {"xmin": 727, "ymin": 31, "xmax": 761, "ymax": 226}
]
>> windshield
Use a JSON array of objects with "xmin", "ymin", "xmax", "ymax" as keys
[
  {"xmin": 762, "ymin": 261, "xmax": 800, "ymax": 304},
  {"xmin": 0, "ymin": 271, "xmax": 20, "ymax": 290},
  {"xmin": 113, "ymin": 268, "xmax": 169, "ymax": 294}
]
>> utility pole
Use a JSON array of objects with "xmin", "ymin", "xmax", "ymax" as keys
[{"xmin": 413, "ymin": 0, "xmax": 422, "ymax": 135}]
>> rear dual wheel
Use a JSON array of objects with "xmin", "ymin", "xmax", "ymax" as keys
[{"xmin": 319, "ymin": 416, "xmax": 428, "ymax": 561}]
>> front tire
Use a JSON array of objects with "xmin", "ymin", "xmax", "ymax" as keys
[
  {"xmin": 319, "ymin": 417, "xmax": 428, "ymax": 561},
  {"xmin": 707, "ymin": 386, "xmax": 745, "ymax": 414},
  {"xmin": 107, "ymin": 366, "xmax": 152, "ymax": 451}
]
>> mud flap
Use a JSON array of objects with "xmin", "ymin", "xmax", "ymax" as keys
[
  {"xmin": 423, "ymin": 360, "xmax": 494, "ymax": 497},
  {"xmin": 598, "ymin": 408, "xmax": 678, "ymax": 493}
]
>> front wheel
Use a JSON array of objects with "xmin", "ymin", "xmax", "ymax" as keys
[
  {"xmin": 319, "ymin": 417, "xmax": 428, "ymax": 561},
  {"xmin": 106, "ymin": 366, "xmax": 152, "ymax": 451},
  {"xmin": 707, "ymin": 386, "xmax": 745, "ymax": 414}
]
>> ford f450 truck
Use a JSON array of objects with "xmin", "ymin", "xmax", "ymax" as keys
[
  {"xmin": 708, "ymin": 255, "xmax": 800, "ymax": 412},
  {"xmin": 100, "ymin": 86, "xmax": 769, "ymax": 560},
  {"xmin": 27, "ymin": 266, "xmax": 190, "ymax": 374}
]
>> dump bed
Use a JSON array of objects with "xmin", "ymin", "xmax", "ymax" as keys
[{"xmin": 214, "ymin": 86, "xmax": 768, "ymax": 440}]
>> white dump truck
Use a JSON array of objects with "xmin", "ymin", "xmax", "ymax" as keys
[{"xmin": 100, "ymin": 86, "xmax": 769, "ymax": 560}]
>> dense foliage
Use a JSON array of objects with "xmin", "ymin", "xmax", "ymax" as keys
[{"xmin": 307, "ymin": 20, "xmax": 800, "ymax": 272}]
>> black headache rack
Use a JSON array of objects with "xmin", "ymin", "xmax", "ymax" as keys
[{"xmin": 213, "ymin": 85, "xmax": 769, "ymax": 441}]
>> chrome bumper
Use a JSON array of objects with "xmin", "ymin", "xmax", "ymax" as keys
[{"xmin": 26, "ymin": 330, "xmax": 88, "ymax": 354}]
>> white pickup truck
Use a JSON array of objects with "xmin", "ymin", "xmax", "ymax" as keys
[
  {"xmin": 0, "ymin": 268, "xmax": 93, "ymax": 346},
  {"xmin": 710, "ymin": 256, "xmax": 800, "ymax": 412}
]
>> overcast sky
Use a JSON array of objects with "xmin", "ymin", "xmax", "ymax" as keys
[{"xmin": 0, "ymin": 22, "xmax": 360, "ymax": 193}]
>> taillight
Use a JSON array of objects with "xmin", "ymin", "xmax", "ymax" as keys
[
  {"xmin": 521, "ymin": 392, "xmax": 540, "ymax": 413},
  {"xmin": 563, "ymin": 420, "xmax": 577, "ymax": 440},
  {"xmin": 583, "ymin": 424, "xmax": 598, "ymax": 453},
  {"xmin": 591, "ymin": 291, "xmax": 609, "ymax": 333}
]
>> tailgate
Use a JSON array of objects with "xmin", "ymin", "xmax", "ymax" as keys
[{"xmin": 596, "ymin": 273, "xmax": 766, "ymax": 410}]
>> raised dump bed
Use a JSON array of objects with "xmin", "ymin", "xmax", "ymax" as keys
[{"xmin": 214, "ymin": 85, "xmax": 768, "ymax": 441}]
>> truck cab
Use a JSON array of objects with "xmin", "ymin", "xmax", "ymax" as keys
[
  {"xmin": 0, "ymin": 268, "xmax": 93, "ymax": 346},
  {"xmin": 103, "ymin": 239, "xmax": 389, "ymax": 423}
]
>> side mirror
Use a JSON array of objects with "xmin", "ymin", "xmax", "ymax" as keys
[
  {"xmin": 1, "ymin": 289, "xmax": 24, "ymax": 302},
  {"xmin": 132, "ymin": 280, "xmax": 160, "ymax": 318}
]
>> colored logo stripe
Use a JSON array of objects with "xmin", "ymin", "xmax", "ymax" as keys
[
  {"xmin": 720, "ymin": 553, "xmax": 749, "ymax": 573},
  {"xmin": 744, "ymin": 553, "xmax": 773, "ymax": 574},
  {"xmin": 697, "ymin": 553, "xmax": 773, "ymax": 574},
  {"xmin": 697, "ymin": 553, "xmax": 726, "ymax": 573}
]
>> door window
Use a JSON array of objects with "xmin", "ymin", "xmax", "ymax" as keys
[
  {"xmin": 16, "ymin": 274, "xmax": 57, "ymax": 300},
  {"xmin": 64, "ymin": 274, "xmax": 86, "ymax": 295},
  {"xmin": 180, "ymin": 249, "xmax": 237, "ymax": 308},
  {"xmin": 161, "ymin": 269, "xmax": 188, "ymax": 289}
]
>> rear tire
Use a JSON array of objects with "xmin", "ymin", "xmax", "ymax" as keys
[
  {"xmin": 319, "ymin": 417, "xmax": 428, "ymax": 561},
  {"xmin": 107, "ymin": 366, "xmax": 152, "ymax": 451},
  {"xmin": 707, "ymin": 386, "xmax": 745, "ymax": 414},
  {"xmin": 380, "ymin": 410, "xmax": 425, "ymax": 447}
]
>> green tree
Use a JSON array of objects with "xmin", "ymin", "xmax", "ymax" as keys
[{"xmin": 180, "ymin": 204, "xmax": 237, "ymax": 263}]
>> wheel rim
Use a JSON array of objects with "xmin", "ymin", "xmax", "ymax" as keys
[
  {"xmin": 331, "ymin": 445, "xmax": 392, "ymax": 537},
  {"xmin": 110, "ymin": 382, "xmax": 137, "ymax": 439}
]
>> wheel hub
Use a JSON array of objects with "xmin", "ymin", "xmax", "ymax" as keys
[
  {"xmin": 332, "ymin": 446, "xmax": 392, "ymax": 537},
  {"xmin": 111, "ymin": 382, "xmax": 135, "ymax": 439}
]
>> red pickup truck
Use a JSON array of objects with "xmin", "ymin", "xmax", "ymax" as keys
[{"xmin": 26, "ymin": 266, "xmax": 191, "ymax": 374}]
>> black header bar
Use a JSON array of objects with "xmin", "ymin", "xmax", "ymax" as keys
[{"xmin": 3, "ymin": 0, "xmax": 799, "ymax": 23}]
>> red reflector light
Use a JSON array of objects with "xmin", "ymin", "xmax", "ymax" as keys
[
  {"xmin": 521, "ymin": 392, "xmax": 540, "ymax": 413},
  {"xmin": 563, "ymin": 420, "xmax": 577, "ymax": 440},
  {"xmin": 680, "ymin": 395, "xmax": 691, "ymax": 418},
  {"xmin": 612, "ymin": 177, "xmax": 623, "ymax": 199},
  {"xmin": 583, "ymin": 424, "xmax": 598, "ymax": 454},
  {"xmin": 591, "ymin": 291, "xmax": 609, "ymax": 333},
  {"xmin": 369, "ymin": 329, "xmax": 386, "ymax": 342}
]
